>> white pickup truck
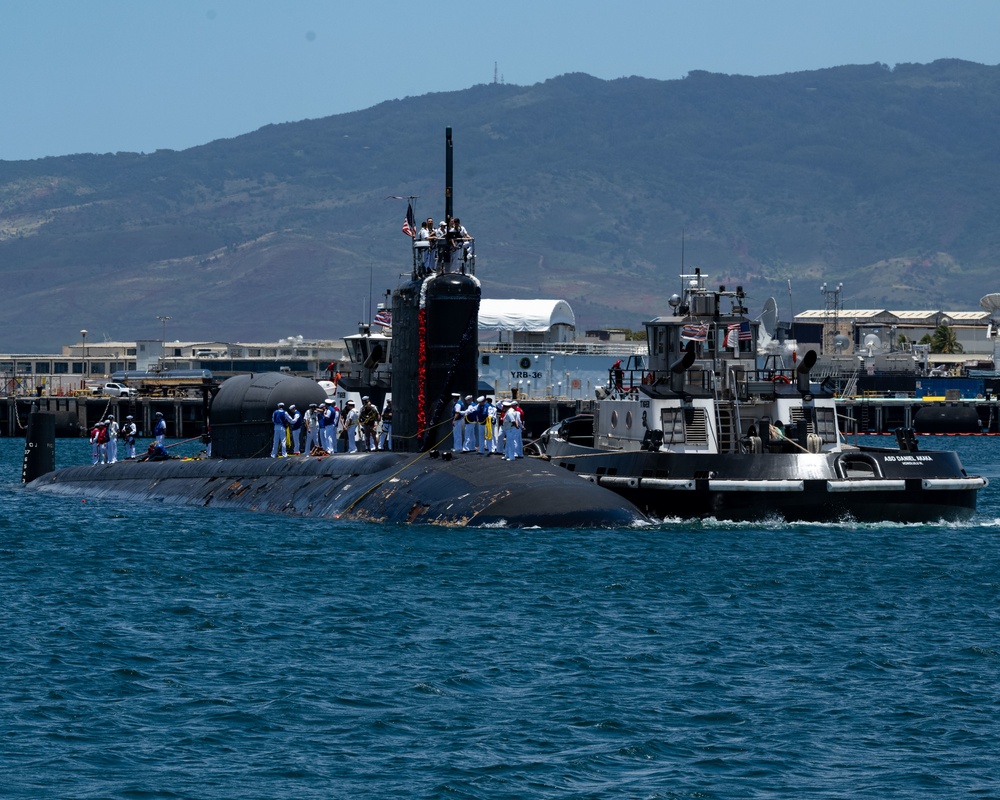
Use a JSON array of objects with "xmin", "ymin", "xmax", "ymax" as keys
[{"xmin": 92, "ymin": 382, "xmax": 138, "ymax": 397}]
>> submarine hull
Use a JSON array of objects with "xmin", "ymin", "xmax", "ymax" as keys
[{"xmin": 27, "ymin": 453, "xmax": 646, "ymax": 528}]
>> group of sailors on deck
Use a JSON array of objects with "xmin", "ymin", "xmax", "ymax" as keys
[
  {"xmin": 269, "ymin": 393, "xmax": 523, "ymax": 460},
  {"xmin": 451, "ymin": 393, "xmax": 524, "ymax": 461},
  {"xmin": 270, "ymin": 396, "xmax": 392, "ymax": 458},
  {"xmin": 415, "ymin": 216, "xmax": 474, "ymax": 275},
  {"xmin": 88, "ymin": 413, "xmax": 152, "ymax": 463}
]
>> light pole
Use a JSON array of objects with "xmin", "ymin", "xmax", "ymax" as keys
[
  {"xmin": 157, "ymin": 315, "xmax": 171, "ymax": 342},
  {"xmin": 80, "ymin": 329, "xmax": 88, "ymax": 383}
]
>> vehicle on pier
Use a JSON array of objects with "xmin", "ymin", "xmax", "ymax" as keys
[{"xmin": 111, "ymin": 368, "xmax": 215, "ymax": 397}]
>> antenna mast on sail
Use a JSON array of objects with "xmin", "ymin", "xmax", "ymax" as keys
[{"xmin": 445, "ymin": 127, "xmax": 453, "ymax": 222}]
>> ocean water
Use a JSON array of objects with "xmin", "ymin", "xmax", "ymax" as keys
[{"xmin": 2, "ymin": 435, "xmax": 1000, "ymax": 799}]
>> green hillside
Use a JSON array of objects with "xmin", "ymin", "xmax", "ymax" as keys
[{"xmin": 2, "ymin": 59, "xmax": 999, "ymax": 352}]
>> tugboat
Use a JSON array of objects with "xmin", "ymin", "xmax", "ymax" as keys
[{"xmin": 536, "ymin": 268, "xmax": 986, "ymax": 522}]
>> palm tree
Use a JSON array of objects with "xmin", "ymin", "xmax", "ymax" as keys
[{"xmin": 929, "ymin": 323, "xmax": 963, "ymax": 354}]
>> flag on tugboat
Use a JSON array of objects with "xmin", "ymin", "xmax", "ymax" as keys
[
  {"xmin": 374, "ymin": 309, "xmax": 392, "ymax": 329},
  {"xmin": 681, "ymin": 323, "xmax": 709, "ymax": 342},
  {"xmin": 402, "ymin": 203, "xmax": 416, "ymax": 238},
  {"xmin": 726, "ymin": 320, "xmax": 752, "ymax": 348}
]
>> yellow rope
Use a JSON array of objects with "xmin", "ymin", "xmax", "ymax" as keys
[{"xmin": 768, "ymin": 425, "xmax": 809, "ymax": 453}]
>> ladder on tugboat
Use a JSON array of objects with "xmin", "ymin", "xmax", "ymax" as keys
[{"xmin": 716, "ymin": 405, "xmax": 737, "ymax": 453}]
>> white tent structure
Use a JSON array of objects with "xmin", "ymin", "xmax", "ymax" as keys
[
  {"xmin": 478, "ymin": 299, "xmax": 576, "ymax": 344},
  {"xmin": 476, "ymin": 299, "xmax": 646, "ymax": 400}
]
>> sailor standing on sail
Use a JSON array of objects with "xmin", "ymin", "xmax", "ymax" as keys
[
  {"xmin": 270, "ymin": 402, "xmax": 291, "ymax": 458},
  {"xmin": 417, "ymin": 219, "xmax": 436, "ymax": 273}
]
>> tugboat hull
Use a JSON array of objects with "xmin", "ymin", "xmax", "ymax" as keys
[{"xmin": 542, "ymin": 443, "xmax": 984, "ymax": 523}]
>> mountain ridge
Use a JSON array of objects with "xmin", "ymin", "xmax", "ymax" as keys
[{"xmin": 2, "ymin": 59, "xmax": 999, "ymax": 351}]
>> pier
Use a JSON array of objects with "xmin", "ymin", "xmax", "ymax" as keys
[
  {"xmin": 2, "ymin": 394, "xmax": 210, "ymax": 438},
  {"xmin": 835, "ymin": 394, "xmax": 999, "ymax": 434},
  {"xmin": 5, "ymin": 391, "xmax": 998, "ymax": 440},
  {"xmin": 2, "ymin": 392, "xmax": 584, "ymax": 442}
]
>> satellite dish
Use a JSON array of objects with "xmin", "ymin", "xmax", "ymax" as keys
[
  {"xmin": 759, "ymin": 297, "xmax": 778, "ymax": 337},
  {"xmin": 833, "ymin": 334, "xmax": 851, "ymax": 352},
  {"xmin": 863, "ymin": 333, "xmax": 882, "ymax": 354},
  {"xmin": 980, "ymin": 293, "xmax": 1000, "ymax": 315}
]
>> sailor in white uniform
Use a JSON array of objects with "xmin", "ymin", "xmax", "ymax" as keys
[
  {"xmin": 502, "ymin": 401, "xmax": 520, "ymax": 460},
  {"xmin": 342, "ymin": 400, "xmax": 359, "ymax": 453},
  {"xmin": 270, "ymin": 402, "xmax": 291, "ymax": 458},
  {"xmin": 463, "ymin": 396, "xmax": 481, "ymax": 452},
  {"xmin": 451, "ymin": 393, "xmax": 464, "ymax": 450},
  {"xmin": 485, "ymin": 397, "xmax": 499, "ymax": 454},
  {"xmin": 106, "ymin": 415, "xmax": 119, "ymax": 464},
  {"xmin": 303, "ymin": 404, "xmax": 320, "ymax": 454},
  {"xmin": 512, "ymin": 402, "xmax": 525, "ymax": 457}
]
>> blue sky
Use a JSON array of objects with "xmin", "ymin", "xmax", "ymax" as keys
[{"xmin": 3, "ymin": 0, "xmax": 1000, "ymax": 161}]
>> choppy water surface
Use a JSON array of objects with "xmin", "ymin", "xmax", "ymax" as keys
[{"xmin": 2, "ymin": 436, "xmax": 1000, "ymax": 798}]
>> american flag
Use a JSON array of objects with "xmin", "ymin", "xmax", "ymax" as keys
[
  {"xmin": 402, "ymin": 203, "xmax": 416, "ymax": 238},
  {"xmin": 726, "ymin": 320, "xmax": 752, "ymax": 348},
  {"xmin": 680, "ymin": 323, "xmax": 708, "ymax": 342},
  {"xmin": 374, "ymin": 309, "xmax": 392, "ymax": 329}
]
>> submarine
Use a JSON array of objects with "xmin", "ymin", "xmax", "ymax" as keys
[{"xmin": 22, "ymin": 129, "xmax": 646, "ymax": 529}]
